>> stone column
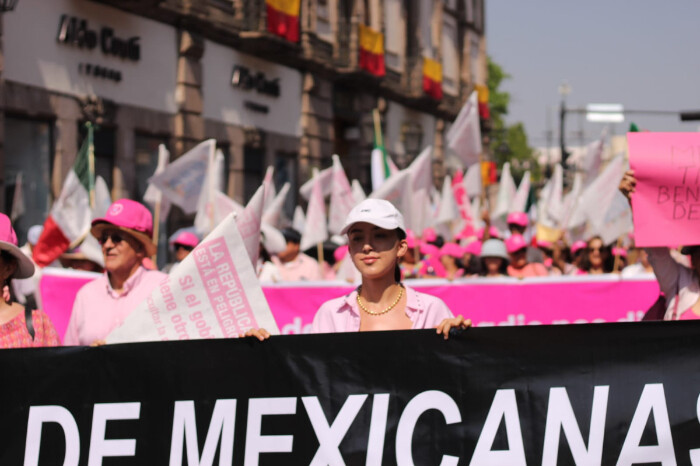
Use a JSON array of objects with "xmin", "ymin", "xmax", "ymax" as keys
[
  {"xmin": 299, "ymin": 73, "xmax": 334, "ymax": 185},
  {"xmin": 174, "ymin": 30, "xmax": 204, "ymax": 157}
]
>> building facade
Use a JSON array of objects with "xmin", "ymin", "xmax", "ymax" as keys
[{"xmin": 0, "ymin": 0, "xmax": 487, "ymax": 242}]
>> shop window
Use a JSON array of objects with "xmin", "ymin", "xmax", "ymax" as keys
[
  {"xmin": 3, "ymin": 116, "xmax": 53, "ymax": 244},
  {"xmin": 79, "ymin": 124, "xmax": 115, "ymax": 190},
  {"xmin": 215, "ymin": 144, "xmax": 232, "ymax": 195},
  {"xmin": 243, "ymin": 146, "xmax": 265, "ymax": 203}
]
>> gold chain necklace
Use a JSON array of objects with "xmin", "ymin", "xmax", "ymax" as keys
[{"xmin": 357, "ymin": 284, "xmax": 404, "ymax": 316}]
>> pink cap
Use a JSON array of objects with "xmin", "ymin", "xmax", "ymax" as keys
[
  {"xmin": 172, "ymin": 231, "xmax": 199, "ymax": 248},
  {"xmin": 0, "ymin": 213, "xmax": 34, "ymax": 279},
  {"xmin": 454, "ymin": 224, "xmax": 475, "ymax": 240},
  {"xmin": 506, "ymin": 212, "xmax": 528, "ymax": 227},
  {"xmin": 536, "ymin": 240, "xmax": 552, "ymax": 250},
  {"xmin": 571, "ymin": 240, "xmax": 587, "ymax": 254},
  {"xmin": 439, "ymin": 243, "xmax": 464, "ymax": 258},
  {"xmin": 612, "ymin": 247, "xmax": 627, "ymax": 258},
  {"xmin": 505, "ymin": 234, "xmax": 528, "ymax": 254},
  {"xmin": 420, "ymin": 243, "xmax": 440, "ymax": 256},
  {"xmin": 91, "ymin": 199, "xmax": 156, "ymax": 256},
  {"xmin": 334, "ymin": 244, "xmax": 349, "ymax": 262},
  {"xmin": 463, "ymin": 240, "xmax": 482, "ymax": 256},
  {"xmin": 422, "ymin": 227, "xmax": 437, "ymax": 242},
  {"xmin": 405, "ymin": 229, "xmax": 418, "ymax": 249}
]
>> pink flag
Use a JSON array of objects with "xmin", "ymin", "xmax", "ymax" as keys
[
  {"xmin": 328, "ymin": 155, "xmax": 356, "ymax": 235},
  {"xmin": 628, "ymin": 132, "xmax": 700, "ymax": 247}
]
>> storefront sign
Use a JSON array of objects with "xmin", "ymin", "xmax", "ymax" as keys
[
  {"xmin": 231, "ymin": 65, "xmax": 280, "ymax": 97},
  {"xmin": 57, "ymin": 15, "xmax": 141, "ymax": 61}
]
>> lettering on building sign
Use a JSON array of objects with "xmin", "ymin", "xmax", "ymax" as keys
[
  {"xmin": 231, "ymin": 65, "xmax": 280, "ymax": 97},
  {"xmin": 56, "ymin": 15, "xmax": 141, "ymax": 62},
  {"xmin": 78, "ymin": 63, "xmax": 122, "ymax": 83}
]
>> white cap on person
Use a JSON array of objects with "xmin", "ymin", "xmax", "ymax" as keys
[{"xmin": 340, "ymin": 199, "xmax": 406, "ymax": 236}]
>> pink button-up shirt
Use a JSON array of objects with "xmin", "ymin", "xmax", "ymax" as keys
[
  {"xmin": 64, "ymin": 267, "xmax": 167, "ymax": 346},
  {"xmin": 312, "ymin": 286, "xmax": 454, "ymax": 333}
]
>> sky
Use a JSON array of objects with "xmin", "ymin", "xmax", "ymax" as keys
[{"xmin": 485, "ymin": 1, "xmax": 700, "ymax": 150}]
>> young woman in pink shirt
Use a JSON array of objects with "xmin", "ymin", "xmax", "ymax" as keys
[{"xmin": 312, "ymin": 199, "xmax": 470, "ymax": 337}]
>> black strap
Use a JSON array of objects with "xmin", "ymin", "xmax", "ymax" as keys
[{"xmin": 24, "ymin": 306, "xmax": 35, "ymax": 341}]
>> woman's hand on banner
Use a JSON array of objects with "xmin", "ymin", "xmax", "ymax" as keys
[
  {"xmin": 241, "ymin": 328, "xmax": 271, "ymax": 341},
  {"xmin": 90, "ymin": 340, "xmax": 106, "ymax": 347},
  {"xmin": 436, "ymin": 315, "xmax": 471, "ymax": 340},
  {"xmin": 619, "ymin": 170, "xmax": 637, "ymax": 201}
]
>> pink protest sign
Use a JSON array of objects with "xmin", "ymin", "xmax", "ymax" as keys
[{"xmin": 628, "ymin": 132, "xmax": 700, "ymax": 247}]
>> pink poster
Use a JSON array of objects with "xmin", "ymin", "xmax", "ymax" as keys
[
  {"xmin": 628, "ymin": 132, "xmax": 700, "ymax": 247},
  {"xmin": 41, "ymin": 271, "xmax": 661, "ymax": 341}
]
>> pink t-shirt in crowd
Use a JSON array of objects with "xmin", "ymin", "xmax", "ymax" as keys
[
  {"xmin": 507, "ymin": 262, "xmax": 549, "ymax": 278},
  {"xmin": 271, "ymin": 253, "xmax": 322, "ymax": 281},
  {"xmin": 312, "ymin": 285, "xmax": 454, "ymax": 333},
  {"xmin": 64, "ymin": 267, "xmax": 167, "ymax": 346}
]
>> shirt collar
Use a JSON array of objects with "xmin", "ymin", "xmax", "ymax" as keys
[{"xmin": 104, "ymin": 266, "xmax": 146, "ymax": 298}]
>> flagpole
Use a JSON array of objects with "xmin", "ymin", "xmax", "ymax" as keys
[
  {"xmin": 373, "ymin": 109, "xmax": 383, "ymax": 148},
  {"xmin": 152, "ymin": 199, "xmax": 161, "ymax": 264},
  {"xmin": 86, "ymin": 122, "xmax": 96, "ymax": 209},
  {"xmin": 613, "ymin": 236, "xmax": 623, "ymax": 273}
]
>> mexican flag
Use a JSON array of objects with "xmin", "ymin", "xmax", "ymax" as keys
[
  {"xmin": 33, "ymin": 126, "xmax": 95, "ymax": 267},
  {"xmin": 370, "ymin": 109, "xmax": 397, "ymax": 192}
]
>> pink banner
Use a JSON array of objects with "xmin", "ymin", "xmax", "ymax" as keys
[
  {"xmin": 628, "ymin": 132, "xmax": 700, "ymax": 247},
  {"xmin": 41, "ymin": 270, "xmax": 661, "ymax": 340}
]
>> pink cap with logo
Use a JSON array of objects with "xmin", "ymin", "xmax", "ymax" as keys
[
  {"xmin": 505, "ymin": 234, "xmax": 528, "ymax": 254},
  {"xmin": 506, "ymin": 212, "xmax": 529, "ymax": 227},
  {"xmin": 91, "ymin": 199, "xmax": 156, "ymax": 256}
]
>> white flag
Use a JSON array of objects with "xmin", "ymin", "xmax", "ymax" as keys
[
  {"xmin": 463, "ymin": 163, "xmax": 482, "ymax": 198},
  {"xmin": 262, "ymin": 182, "xmax": 290, "ymax": 228},
  {"xmin": 148, "ymin": 139, "xmax": 215, "ymax": 214},
  {"xmin": 546, "ymin": 164, "xmax": 564, "ymax": 223},
  {"xmin": 194, "ymin": 146, "xmax": 223, "ymax": 235},
  {"xmin": 436, "ymin": 175, "xmax": 460, "ymax": 226},
  {"xmin": 351, "ymin": 179, "xmax": 366, "ymax": 204},
  {"xmin": 328, "ymin": 155, "xmax": 356, "ymax": 235},
  {"xmin": 262, "ymin": 166, "xmax": 275, "ymax": 210},
  {"xmin": 581, "ymin": 129, "xmax": 607, "ymax": 187},
  {"xmin": 597, "ymin": 191, "xmax": 633, "ymax": 245},
  {"xmin": 511, "ymin": 171, "xmax": 531, "ymax": 214},
  {"xmin": 10, "ymin": 173, "xmax": 25, "ymax": 222},
  {"xmin": 563, "ymin": 172, "xmax": 585, "ymax": 229},
  {"xmin": 299, "ymin": 165, "xmax": 333, "ymax": 200},
  {"xmin": 143, "ymin": 144, "xmax": 171, "ymax": 219},
  {"xmin": 238, "ymin": 184, "xmax": 267, "ymax": 265},
  {"xmin": 492, "ymin": 162, "xmax": 516, "ymax": 220},
  {"xmin": 578, "ymin": 155, "xmax": 626, "ymax": 232},
  {"xmin": 446, "ymin": 91, "xmax": 482, "ymax": 167},
  {"xmin": 106, "ymin": 212, "xmax": 280, "ymax": 344},
  {"xmin": 300, "ymin": 170, "xmax": 329, "ymax": 251},
  {"xmin": 292, "ymin": 205, "xmax": 306, "ymax": 233}
]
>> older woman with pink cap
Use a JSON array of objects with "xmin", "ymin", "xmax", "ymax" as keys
[
  {"xmin": 65, "ymin": 199, "xmax": 168, "ymax": 346},
  {"xmin": 0, "ymin": 213, "xmax": 60, "ymax": 348},
  {"xmin": 312, "ymin": 199, "xmax": 470, "ymax": 338}
]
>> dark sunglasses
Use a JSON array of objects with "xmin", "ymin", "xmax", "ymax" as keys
[
  {"xmin": 175, "ymin": 244, "xmax": 194, "ymax": 252},
  {"xmin": 589, "ymin": 247, "xmax": 602, "ymax": 252},
  {"xmin": 99, "ymin": 232, "xmax": 124, "ymax": 245}
]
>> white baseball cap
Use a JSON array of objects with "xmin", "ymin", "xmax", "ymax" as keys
[{"xmin": 340, "ymin": 199, "xmax": 406, "ymax": 235}]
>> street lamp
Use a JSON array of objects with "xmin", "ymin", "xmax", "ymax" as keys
[{"xmin": 0, "ymin": 0, "xmax": 19, "ymax": 12}]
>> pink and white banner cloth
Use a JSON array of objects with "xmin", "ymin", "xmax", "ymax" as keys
[{"xmin": 42, "ymin": 270, "xmax": 660, "ymax": 341}]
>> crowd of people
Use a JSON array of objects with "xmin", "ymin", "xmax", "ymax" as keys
[{"xmin": 0, "ymin": 168, "xmax": 696, "ymax": 349}]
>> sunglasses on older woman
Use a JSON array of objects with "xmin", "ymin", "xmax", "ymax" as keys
[{"xmin": 98, "ymin": 232, "xmax": 125, "ymax": 245}]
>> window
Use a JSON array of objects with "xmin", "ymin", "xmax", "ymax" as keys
[
  {"xmin": 134, "ymin": 134, "xmax": 169, "ymax": 202},
  {"xmin": 470, "ymin": 32, "xmax": 481, "ymax": 84},
  {"xmin": 78, "ymin": 123, "xmax": 115, "ymax": 190},
  {"xmin": 441, "ymin": 15, "xmax": 459, "ymax": 95},
  {"xmin": 243, "ymin": 146, "xmax": 265, "ymax": 203},
  {"xmin": 316, "ymin": 0, "xmax": 333, "ymax": 39},
  {"xmin": 4, "ymin": 116, "xmax": 53, "ymax": 244},
  {"xmin": 383, "ymin": 0, "xmax": 405, "ymax": 71},
  {"xmin": 274, "ymin": 152, "xmax": 298, "ymax": 220}
]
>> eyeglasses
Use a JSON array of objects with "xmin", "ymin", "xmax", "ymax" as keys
[
  {"xmin": 99, "ymin": 232, "xmax": 124, "ymax": 245},
  {"xmin": 175, "ymin": 244, "xmax": 194, "ymax": 252},
  {"xmin": 589, "ymin": 247, "xmax": 602, "ymax": 252}
]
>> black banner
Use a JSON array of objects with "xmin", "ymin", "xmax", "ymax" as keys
[{"xmin": 5, "ymin": 321, "xmax": 700, "ymax": 465}]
